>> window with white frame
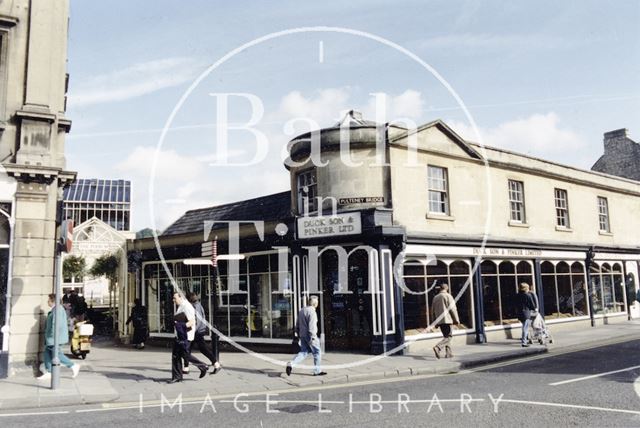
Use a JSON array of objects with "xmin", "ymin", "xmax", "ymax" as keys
[
  {"xmin": 555, "ymin": 188, "xmax": 570, "ymax": 228},
  {"xmin": 598, "ymin": 196, "xmax": 610, "ymax": 232},
  {"xmin": 427, "ymin": 166, "xmax": 449, "ymax": 214},
  {"xmin": 508, "ymin": 180, "xmax": 525, "ymax": 222},
  {"xmin": 297, "ymin": 169, "xmax": 317, "ymax": 214}
]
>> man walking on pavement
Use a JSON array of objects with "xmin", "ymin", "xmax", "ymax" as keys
[
  {"xmin": 184, "ymin": 292, "xmax": 222, "ymax": 375},
  {"xmin": 168, "ymin": 291, "xmax": 208, "ymax": 383},
  {"xmin": 286, "ymin": 295, "xmax": 326, "ymax": 376},
  {"xmin": 37, "ymin": 294, "xmax": 80, "ymax": 380},
  {"xmin": 431, "ymin": 283, "xmax": 459, "ymax": 359}
]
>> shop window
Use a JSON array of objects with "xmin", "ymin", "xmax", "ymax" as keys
[
  {"xmin": 508, "ymin": 180, "xmax": 526, "ymax": 223},
  {"xmin": 541, "ymin": 267, "xmax": 558, "ymax": 319},
  {"xmin": 427, "ymin": 165, "xmax": 449, "ymax": 215},
  {"xmin": 481, "ymin": 261, "xmax": 501, "ymax": 326},
  {"xmin": 270, "ymin": 271, "xmax": 294, "ymax": 339},
  {"xmin": 402, "ymin": 259, "xmax": 473, "ymax": 333},
  {"xmin": 498, "ymin": 261, "xmax": 518, "ymax": 323}
]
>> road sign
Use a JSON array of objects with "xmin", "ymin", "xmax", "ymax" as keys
[{"xmin": 61, "ymin": 219, "xmax": 74, "ymax": 253}]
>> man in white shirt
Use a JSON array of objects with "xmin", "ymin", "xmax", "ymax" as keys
[{"xmin": 168, "ymin": 292, "xmax": 208, "ymax": 383}]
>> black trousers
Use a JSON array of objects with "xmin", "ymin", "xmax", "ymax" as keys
[
  {"xmin": 184, "ymin": 331, "xmax": 219, "ymax": 367},
  {"xmin": 171, "ymin": 340, "xmax": 207, "ymax": 380}
]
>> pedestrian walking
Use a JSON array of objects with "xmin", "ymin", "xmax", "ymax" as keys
[
  {"xmin": 126, "ymin": 298, "xmax": 148, "ymax": 349},
  {"xmin": 168, "ymin": 292, "xmax": 208, "ymax": 383},
  {"xmin": 183, "ymin": 292, "xmax": 221, "ymax": 374},
  {"xmin": 431, "ymin": 283, "xmax": 459, "ymax": 359},
  {"xmin": 285, "ymin": 295, "xmax": 326, "ymax": 376},
  {"xmin": 37, "ymin": 294, "xmax": 80, "ymax": 380},
  {"xmin": 516, "ymin": 282, "xmax": 537, "ymax": 347}
]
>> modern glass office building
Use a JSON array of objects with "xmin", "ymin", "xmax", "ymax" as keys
[{"xmin": 63, "ymin": 179, "xmax": 131, "ymax": 231}]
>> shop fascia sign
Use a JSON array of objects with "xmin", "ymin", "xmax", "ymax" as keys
[
  {"xmin": 297, "ymin": 212, "xmax": 362, "ymax": 239},
  {"xmin": 472, "ymin": 247, "xmax": 542, "ymax": 257}
]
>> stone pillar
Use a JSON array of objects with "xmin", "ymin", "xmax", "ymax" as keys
[{"xmin": 8, "ymin": 180, "xmax": 57, "ymax": 368}]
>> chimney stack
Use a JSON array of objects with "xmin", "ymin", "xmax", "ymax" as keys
[{"xmin": 603, "ymin": 128, "xmax": 629, "ymax": 153}]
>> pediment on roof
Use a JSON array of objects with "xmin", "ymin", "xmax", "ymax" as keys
[
  {"xmin": 70, "ymin": 217, "xmax": 127, "ymax": 256},
  {"xmin": 389, "ymin": 119, "xmax": 482, "ymax": 159}
]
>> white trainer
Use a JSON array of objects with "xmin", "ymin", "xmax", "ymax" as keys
[
  {"xmin": 37, "ymin": 372, "xmax": 51, "ymax": 381},
  {"xmin": 71, "ymin": 364, "xmax": 80, "ymax": 378}
]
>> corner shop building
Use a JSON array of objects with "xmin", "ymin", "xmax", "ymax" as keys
[{"xmin": 128, "ymin": 113, "xmax": 640, "ymax": 354}]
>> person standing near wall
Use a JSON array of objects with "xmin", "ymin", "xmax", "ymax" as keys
[{"xmin": 126, "ymin": 299, "xmax": 148, "ymax": 350}]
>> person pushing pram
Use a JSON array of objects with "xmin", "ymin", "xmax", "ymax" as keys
[{"xmin": 527, "ymin": 283, "xmax": 553, "ymax": 345}]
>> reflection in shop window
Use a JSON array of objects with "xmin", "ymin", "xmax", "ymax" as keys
[
  {"xmin": 540, "ymin": 261, "xmax": 586, "ymax": 319},
  {"xmin": 402, "ymin": 259, "xmax": 473, "ymax": 334}
]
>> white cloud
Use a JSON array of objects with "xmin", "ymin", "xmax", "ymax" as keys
[
  {"xmin": 363, "ymin": 89, "xmax": 424, "ymax": 123},
  {"xmin": 69, "ymin": 57, "xmax": 204, "ymax": 107},
  {"xmin": 115, "ymin": 146, "xmax": 204, "ymax": 181},
  {"xmin": 277, "ymin": 88, "xmax": 352, "ymax": 128},
  {"xmin": 447, "ymin": 112, "xmax": 589, "ymax": 166},
  {"xmin": 275, "ymin": 88, "xmax": 427, "ymax": 132}
]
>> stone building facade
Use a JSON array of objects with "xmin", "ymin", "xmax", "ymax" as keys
[
  {"xmin": 128, "ymin": 111, "xmax": 640, "ymax": 355},
  {"xmin": 592, "ymin": 128, "xmax": 640, "ymax": 181},
  {"xmin": 0, "ymin": 0, "xmax": 75, "ymax": 376}
]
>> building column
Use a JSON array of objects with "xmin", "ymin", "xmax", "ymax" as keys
[
  {"xmin": 8, "ymin": 180, "xmax": 58, "ymax": 369},
  {"xmin": 370, "ymin": 244, "xmax": 403, "ymax": 355},
  {"xmin": 472, "ymin": 261, "xmax": 486, "ymax": 344}
]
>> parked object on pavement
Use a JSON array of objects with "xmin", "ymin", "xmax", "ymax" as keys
[
  {"xmin": 529, "ymin": 313, "xmax": 553, "ymax": 345},
  {"xmin": 70, "ymin": 320, "xmax": 93, "ymax": 359}
]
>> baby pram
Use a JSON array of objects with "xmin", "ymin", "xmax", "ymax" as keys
[{"xmin": 528, "ymin": 313, "xmax": 553, "ymax": 345}]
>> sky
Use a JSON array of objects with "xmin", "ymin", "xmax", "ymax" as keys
[{"xmin": 65, "ymin": 0, "xmax": 640, "ymax": 231}]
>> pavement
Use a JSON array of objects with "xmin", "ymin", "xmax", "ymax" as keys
[{"xmin": 0, "ymin": 319, "xmax": 639, "ymax": 411}]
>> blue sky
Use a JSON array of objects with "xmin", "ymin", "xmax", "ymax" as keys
[{"xmin": 65, "ymin": 0, "xmax": 640, "ymax": 231}]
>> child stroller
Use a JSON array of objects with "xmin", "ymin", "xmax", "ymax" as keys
[{"xmin": 528, "ymin": 313, "xmax": 553, "ymax": 345}]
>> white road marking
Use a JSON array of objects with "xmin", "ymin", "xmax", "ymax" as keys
[
  {"xmin": 0, "ymin": 410, "xmax": 69, "ymax": 418},
  {"xmin": 500, "ymin": 399, "xmax": 640, "ymax": 416},
  {"xmin": 549, "ymin": 365, "xmax": 640, "ymax": 386}
]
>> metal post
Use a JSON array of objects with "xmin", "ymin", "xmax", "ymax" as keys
[
  {"xmin": 472, "ymin": 261, "xmax": 486, "ymax": 344},
  {"xmin": 585, "ymin": 247, "xmax": 596, "ymax": 328},
  {"xmin": 51, "ymin": 249, "xmax": 62, "ymax": 389}
]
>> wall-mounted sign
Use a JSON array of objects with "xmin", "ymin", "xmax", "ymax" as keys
[
  {"xmin": 297, "ymin": 212, "xmax": 362, "ymax": 239},
  {"xmin": 472, "ymin": 247, "xmax": 542, "ymax": 257},
  {"xmin": 338, "ymin": 196, "xmax": 384, "ymax": 206}
]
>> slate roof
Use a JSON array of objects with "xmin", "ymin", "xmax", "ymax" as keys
[{"xmin": 162, "ymin": 191, "xmax": 292, "ymax": 236}]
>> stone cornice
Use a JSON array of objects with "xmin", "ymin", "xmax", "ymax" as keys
[
  {"xmin": 0, "ymin": 14, "xmax": 19, "ymax": 28},
  {"xmin": 1, "ymin": 163, "xmax": 77, "ymax": 185},
  {"xmin": 15, "ymin": 109, "xmax": 56, "ymax": 123}
]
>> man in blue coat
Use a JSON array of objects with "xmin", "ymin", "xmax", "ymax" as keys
[{"xmin": 37, "ymin": 293, "xmax": 80, "ymax": 380}]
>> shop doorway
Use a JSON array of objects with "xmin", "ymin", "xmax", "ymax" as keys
[{"xmin": 320, "ymin": 249, "xmax": 372, "ymax": 352}]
